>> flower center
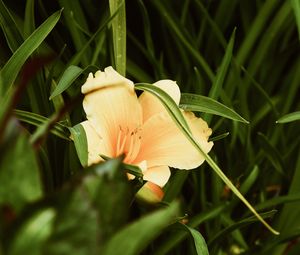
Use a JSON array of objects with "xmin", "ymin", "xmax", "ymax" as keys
[{"xmin": 116, "ymin": 125, "xmax": 141, "ymax": 163}]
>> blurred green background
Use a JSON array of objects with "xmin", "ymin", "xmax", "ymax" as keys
[{"xmin": 0, "ymin": 0, "xmax": 300, "ymax": 254}]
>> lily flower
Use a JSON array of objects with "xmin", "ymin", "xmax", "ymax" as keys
[{"xmin": 80, "ymin": 66, "xmax": 213, "ymax": 189}]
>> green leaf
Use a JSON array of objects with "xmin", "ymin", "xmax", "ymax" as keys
[
  {"xmin": 0, "ymin": 0, "xmax": 24, "ymax": 52},
  {"xmin": 208, "ymin": 29, "xmax": 235, "ymax": 100},
  {"xmin": 257, "ymin": 132, "xmax": 284, "ymax": 175},
  {"xmin": 180, "ymin": 93, "xmax": 249, "ymax": 123},
  {"xmin": 8, "ymin": 209, "xmax": 55, "ymax": 255},
  {"xmin": 151, "ymin": 1, "xmax": 214, "ymax": 81},
  {"xmin": 209, "ymin": 132, "xmax": 230, "ymax": 142},
  {"xmin": 44, "ymin": 159, "xmax": 131, "ymax": 254},
  {"xmin": 14, "ymin": 109, "xmax": 70, "ymax": 140},
  {"xmin": 254, "ymin": 193, "xmax": 300, "ymax": 212},
  {"xmin": 291, "ymin": 0, "xmax": 300, "ymax": 40},
  {"xmin": 69, "ymin": 4, "xmax": 123, "ymax": 66},
  {"xmin": 183, "ymin": 225, "xmax": 209, "ymax": 255},
  {"xmin": 154, "ymin": 205, "xmax": 226, "ymax": 255},
  {"xmin": 208, "ymin": 210, "xmax": 278, "ymax": 248},
  {"xmin": 0, "ymin": 120, "xmax": 42, "ymax": 212},
  {"xmin": 103, "ymin": 202, "xmax": 179, "ymax": 255},
  {"xmin": 49, "ymin": 65, "xmax": 83, "ymax": 100},
  {"xmin": 83, "ymin": 159, "xmax": 133, "ymax": 241},
  {"xmin": 44, "ymin": 184, "xmax": 100, "ymax": 255},
  {"xmin": 205, "ymin": 29, "xmax": 235, "ymax": 123},
  {"xmin": 135, "ymin": 83, "xmax": 278, "ymax": 235},
  {"xmin": 69, "ymin": 123, "xmax": 88, "ymax": 167},
  {"xmin": 0, "ymin": 9, "xmax": 62, "ymax": 96},
  {"xmin": 101, "ymin": 155, "xmax": 143, "ymax": 179},
  {"xmin": 23, "ymin": 0, "xmax": 35, "ymax": 38},
  {"xmin": 109, "ymin": 0, "xmax": 126, "ymax": 76},
  {"xmin": 276, "ymin": 111, "xmax": 300, "ymax": 123}
]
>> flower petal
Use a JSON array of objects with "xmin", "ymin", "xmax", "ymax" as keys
[
  {"xmin": 139, "ymin": 79, "xmax": 181, "ymax": 122},
  {"xmin": 134, "ymin": 111, "xmax": 213, "ymax": 169},
  {"xmin": 82, "ymin": 77, "xmax": 142, "ymax": 161},
  {"xmin": 82, "ymin": 66, "xmax": 133, "ymax": 94},
  {"xmin": 143, "ymin": 165, "xmax": 171, "ymax": 187},
  {"xmin": 81, "ymin": 121, "xmax": 111, "ymax": 165}
]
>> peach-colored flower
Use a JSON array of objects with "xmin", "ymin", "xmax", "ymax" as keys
[{"xmin": 80, "ymin": 66, "xmax": 213, "ymax": 188}]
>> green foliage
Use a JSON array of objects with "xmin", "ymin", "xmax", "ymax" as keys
[{"xmin": 0, "ymin": 0, "xmax": 299, "ymax": 254}]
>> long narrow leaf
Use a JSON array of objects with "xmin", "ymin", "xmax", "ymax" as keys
[
  {"xmin": 135, "ymin": 83, "xmax": 279, "ymax": 235},
  {"xmin": 109, "ymin": 0, "xmax": 126, "ymax": 76},
  {"xmin": 180, "ymin": 93, "xmax": 249, "ymax": 123},
  {"xmin": 276, "ymin": 111, "xmax": 300, "ymax": 123},
  {"xmin": 0, "ymin": 0, "xmax": 24, "ymax": 52},
  {"xmin": 291, "ymin": 0, "xmax": 300, "ymax": 40},
  {"xmin": 14, "ymin": 109, "xmax": 70, "ymax": 140},
  {"xmin": 50, "ymin": 65, "xmax": 83, "ymax": 100},
  {"xmin": 0, "ymin": 9, "xmax": 62, "ymax": 96},
  {"xmin": 183, "ymin": 225, "xmax": 209, "ymax": 255},
  {"xmin": 69, "ymin": 123, "xmax": 88, "ymax": 167},
  {"xmin": 103, "ymin": 202, "xmax": 179, "ymax": 255}
]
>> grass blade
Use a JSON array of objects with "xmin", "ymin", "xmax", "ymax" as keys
[
  {"xmin": 276, "ymin": 111, "xmax": 300, "ymax": 123},
  {"xmin": 0, "ymin": 9, "xmax": 62, "ymax": 96},
  {"xmin": 183, "ymin": 225, "xmax": 209, "ymax": 255},
  {"xmin": 180, "ymin": 93, "xmax": 249, "ymax": 123},
  {"xmin": 49, "ymin": 65, "xmax": 83, "ymax": 100},
  {"xmin": 0, "ymin": 0, "xmax": 24, "ymax": 52},
  {"xmin": 109, "ymin": 0, "xmax": 126, "ymax": 76},
  {"xmin": 69, "ymin": 123, "xmax": 88, "ymax": 167},
  {"xmin": 208, "ymin": 29, "xmax": 235, "ymax": 100},
  {"xmin": 14, "ymin": 109, "xmax": 70, "ymax": 140},
  {"xmin": 135, "ymin": 83, "xmax": 278, "ymax": 235},
  {"xmin": 291, "ymin": 0, "xmax": 300, "ymax": 40},
  {"xmin": 103, "ymin": 202, "xmax": 179, "ymax": 255}
]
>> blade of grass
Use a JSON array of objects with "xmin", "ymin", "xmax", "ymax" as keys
[
  {"xmin": 208, "ymin": 29, "xmax": 235, "ymax": 100},
  {"xmin": 49, "ymin": 65, "xmax": 83, "ymax": 100},
  {"xmin": 0, "ymin": 9, "xmax": 62, "ymax": 96},
  {"xmin": 208, "ymin": 210, "xmax": 278, "ymax": 248},
  {"xmin": 154, "ymin": 205, "xmax": 226, "ymax": 255},
  {"xmin": 151, "ymin": 0, "xmax": 215, "ymax": 82},
  {"xmin": 291, "ymin": 0, "xmax": 300, "ymax": 40},
  {"xmin": 24, "ymin": 0, "xmax": 35, "ymax": 38},
  {"xmin": 205, "ymin": 29, "xmax": 235, "ymax": 123},
  {"xmin": 276, "ymin": 111, "xmax": 300, "ymax": 123},
  {"xmin": 135, "ymin": 83, "xmax": 279, "ymax": 235},
  {"xmin": 183, "ymin": 225, "xmax": 209, "ymax": 255},
  {"xmin": 109, "ymin": 0, "xmax": 126, "ymax": 76},
  {"xmin": 103, "ymin": 202, "xmax": 179, "ymax": 255},
  {"xmin": 69, "ymin": 3, "xmax": 123, "ymax": 66},
  {"xmin": 0, "ymin": 0, "xmax": 24, "ymax": 52},
  {"xmin": 14, "ymin": 109, "xmax": 70, "ymax": 140},
  {"xmin": 58, "ymin": 0, "xmax": 90, "ymax": 66},
  {"xmin": 180, "ymin": 93, "xmax": 249, "ymax": 123}
]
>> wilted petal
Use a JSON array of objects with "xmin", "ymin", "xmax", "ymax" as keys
[
  {"xmin": 135, "ymin": 111, "xmax": 213, "ymax": 170},
  {"xmin": 81, "ymin": 121, "xmax": 111, "ymax": 165},
  {"xmin": 139, "ymin": 80, "xmax": 181, "ymax": 122},
  {"xmin": 143, "ymin": 165, "xmax": 171, "ymax": 187}
]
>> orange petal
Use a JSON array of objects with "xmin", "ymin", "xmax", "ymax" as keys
[
  {"xmin": 134, "ymin": 111, "xmax": 213, "ymax": 169},
  {"xmin": 81, "ymin": 66, "xmax": 133, "ymax": 94},
  {"xmin": 81, "ymin": 121, "xmax": 111, "ymax": 165},
  {"xmin": 82, "ymin": 77, "xmax": 142, "ymax": 161},
  {"xmin": 139, "ymin": 80, "xmax": 181, "ymax": 122},
  {"xmin": 143, "ymin": 165, "xmax": 171, "ymax": 187}
]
